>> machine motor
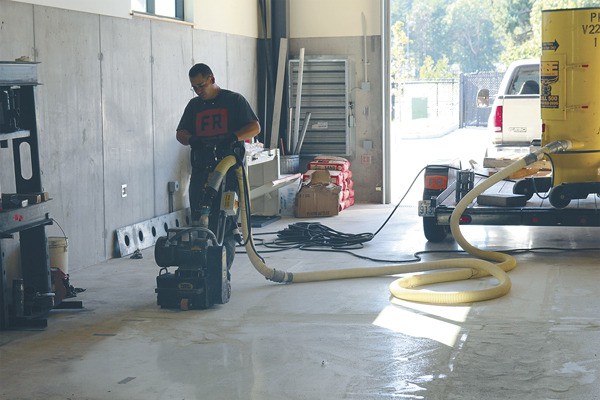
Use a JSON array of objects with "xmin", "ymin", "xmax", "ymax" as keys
[{"xmin": 154, "ymin": 227, "xmax": 231, "ymax": 310}]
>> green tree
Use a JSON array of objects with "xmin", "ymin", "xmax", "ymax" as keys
[
  {"xmin": 419, "ymin": 55, "xmax": 455, "ymax": 79},
  {"xmin": 390, "ymin": 20, "xmax": 412, "ymax": 81},
  {"xmin": 493, "ymin": 0, "xmax": 536, "ymax": 64},
  {"xmin": 444, "ymin": 0, "xmax": 500, "ymax": 72},
  {"xmin": 499, "ymin": 0, "xmax": 600, "ymax": 65},
  {"xmin": 409, "ymin": 0, "xmax": 450, "ymax": 70},
  {"xmin": 390, "ymin": 0, "xmax": 600, "ymax": 77},
  {"xmin": 390, "ymin": 0, "xmax": 412, "ymax": 24}
]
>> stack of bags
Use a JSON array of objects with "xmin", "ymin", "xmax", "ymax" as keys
[{"xmin": 302, "ymin": 155, "xmax": 355, "ymax": 212}]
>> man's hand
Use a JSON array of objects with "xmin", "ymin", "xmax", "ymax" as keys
[{"xmin": 188, "ymin": 136, "xmax": 203, "ymax": 149}]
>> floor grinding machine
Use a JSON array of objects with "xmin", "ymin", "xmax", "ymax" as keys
[
  {"xmin": 514, "ymin": 7, "xmax": 600, "ymax": 207},
  {"xmin": 153, "ymin": 153, "xmax": 241, "ymax": 310}
]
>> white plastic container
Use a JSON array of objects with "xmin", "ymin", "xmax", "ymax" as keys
[{"xmin": 48, "ymin": 236, "xmax": 68, "ymax": 275}]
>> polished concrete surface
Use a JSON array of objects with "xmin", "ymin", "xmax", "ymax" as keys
[{"xmin": 1, "ymin": 204, "xmax": 600, "ymax": 400}]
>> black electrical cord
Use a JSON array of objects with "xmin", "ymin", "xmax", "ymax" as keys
[
  {"xmin": 237, "ymin": 164, "xmax": 445, "ymax": 262},
  {"xmin": 238, "ymin": 240, "xmax": 600, "ymax": 263},
  {"xmin": 237, "ymin": 164, "xmax": 430, "ymax": 262},
  {"xmin": 275, "ymin": 222, "xmax": 374, "ymax": 248},
  {"xmin": 531, "ymin": 152, "xmax": 554, "ymax": 200}
]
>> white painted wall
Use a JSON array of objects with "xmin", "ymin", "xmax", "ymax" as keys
[
  {"xmin": 9, "ymin": 0, "xmax": 131, "ymax": 18},
  {"xmin": 8, "ymin": 0, "xmax": 260, "ymax": 37},
  {"xmin": 193, "ymin": 0, "xmax": 258, "ymax": 38},
  {"xmin": 290, "ymin": 0, "xmax": 380, "ymax": 38},
  {"xmin": 8, "ymin": 0, "xmax": 380, "ymax": 38}
]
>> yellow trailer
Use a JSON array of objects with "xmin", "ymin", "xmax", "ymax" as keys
[{"xmin": 539, "ymin": 7, "xmax": 600, "ymax": 207}]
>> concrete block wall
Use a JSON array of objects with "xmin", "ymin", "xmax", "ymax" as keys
[{"xmin": 0, "ymin": 0, "xmax": 258, "ymax": 269}]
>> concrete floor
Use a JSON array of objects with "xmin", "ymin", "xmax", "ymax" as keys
[{"xmin": 1, "ymin": 204, "xmax": 600, "ymax": 400}]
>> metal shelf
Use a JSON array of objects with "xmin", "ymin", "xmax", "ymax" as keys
[
  {"xmin": 0, "ymin": 130, "xmax": 30, "ymax": 147},
  {"xmin": 0, "ymin": 202, "xmax": 52, "ymax": 237},
  {"xmin": 244, "ymin": 148, "xmax": 301, "ymax": 216},
  {"xmin": 0, "ymin": 62, "xmax": 39, "ymax": 85},
  {"xmin": 1, "ymin": 62, "xmax": 54, "ymax": 330},
  {"xmin": 0, "ymin": 130, "xmax": 30, "ymax": 140}
]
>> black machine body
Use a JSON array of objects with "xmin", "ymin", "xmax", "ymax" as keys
[{"xmin": 154, "ymin": 227, "xmax": 231, "ymax": 310}]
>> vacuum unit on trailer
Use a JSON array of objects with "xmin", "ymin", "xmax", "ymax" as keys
[{"xmin": 515, "ymin": 7, "xmax": 600, "ymax": 208}]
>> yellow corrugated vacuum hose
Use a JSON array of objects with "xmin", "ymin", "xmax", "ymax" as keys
[{"xmin": 233, "ymin": 140, "xmax": 572, "ymax": 304}]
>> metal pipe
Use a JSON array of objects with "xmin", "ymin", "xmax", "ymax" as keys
[
  {"xmin": 362, "ymin": 12, "xmax": 368, "ymax": 83},
  {"xmin": 294, "ymin": 112, "xmax": 311, "ymax": 155},
  {"xmin": 293, "ymin": 48, "xmax": 305, "ymax": 152},
  {"xmin": 287, "ymin": 107, "xmax": 293, "ymax": 154}
]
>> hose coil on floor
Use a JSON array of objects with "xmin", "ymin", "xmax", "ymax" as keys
[{"xmin": 229, "ymin": 141, "xmax": 572, "ymax": 304}]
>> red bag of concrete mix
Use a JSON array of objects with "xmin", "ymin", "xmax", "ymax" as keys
[
  {"xmin": 339, "ymin": 198, "xmax": 354, "ymax": 211},
  {"xmin": 341, "ymin": 189, "xmax": 350, "ymax": 201},
  {"xmin": 313, "ymin": 155, "xmax": 350, "ymax": 163},
  {"xmin": 328, "ymin": 170, "xmax": 346, "ymax": 187},
  {"xmin": 307, "ymin": 157, "xmax": 350, "ymax": 172}
]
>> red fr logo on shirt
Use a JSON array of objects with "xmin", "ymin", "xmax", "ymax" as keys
[{"xmin": 195, "ymin": 108, "xmax": 229, "ymax": 138}]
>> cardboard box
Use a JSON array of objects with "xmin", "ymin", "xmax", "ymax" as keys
[
  {"xmin": 302, "ymin": 169, "xmax": 347, "ymax": 188},
  {"xmin": 295, "ymin": 184, "xmax": 341, "ymax": 218},
  {"xmin": 279, "ymin": 177, "xmax": 302, "ymax": 216}
]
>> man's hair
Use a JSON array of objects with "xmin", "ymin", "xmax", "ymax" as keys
[{"xmin": 189, "ymin": 63, "xmax": 213, "ymax": 78}]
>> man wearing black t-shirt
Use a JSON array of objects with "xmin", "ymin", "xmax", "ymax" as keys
[{"xmin": 176, "ymin": 63, "xmax": 261, "ymax": 269}]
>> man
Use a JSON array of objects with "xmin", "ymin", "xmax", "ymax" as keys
[{"xmin": 176, "ymin": 63, "xmax": 261, "ymax": 269}]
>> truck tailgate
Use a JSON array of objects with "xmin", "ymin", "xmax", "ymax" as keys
[{"xmin": 500, "ymin": 95, "xmax": 541, "ymax": 145}]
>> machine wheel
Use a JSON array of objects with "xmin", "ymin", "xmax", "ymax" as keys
[
  {"xmin": 549, "ymin": 186, "xmax": 571, "ymax": 209},
  {"xmin": 154, "ymin": 236, "xmax": 171, "ymax": 268},
  {"xmin": 423, "ymin": 217, "xmax": 447, "ymax": 242},
  {"xmin": 207, "ymin": 246, "xmax": 231, "ymax": 305},
  {"xmin": 512, "ymin": 179, "xmax": 534, "ymax": 201}
]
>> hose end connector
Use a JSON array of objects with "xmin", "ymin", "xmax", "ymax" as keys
[
  {"xmin": 525, "ymin": 140, "xmax": 574, "ymax": 165},
  {"xmin": 542, "ymin": 139, "xmax": 572, "ymax": 154},
  {"xmin": 269, "ymin": 269, "xmax": 293, "ymax": 283}
]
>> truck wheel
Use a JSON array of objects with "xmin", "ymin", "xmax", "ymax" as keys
[
  {"xmin": 423, "ymin": 217, "xmax": 447, "ymax": 242},
  {"xmin": 549, "ymin": 186, "xmax": 571, "ymax": 209}
]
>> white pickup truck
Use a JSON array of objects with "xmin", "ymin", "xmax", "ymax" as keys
[{"xmin": 486, "ymin": 59, "xmax": 541, "ymax": 151}]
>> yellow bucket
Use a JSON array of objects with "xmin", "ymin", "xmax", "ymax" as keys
[{"xmin": 541, "ymin": 7, "xmax": 600, "ymax": 185}]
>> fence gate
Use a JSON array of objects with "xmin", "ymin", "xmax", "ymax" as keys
[{"xmin": 459, "ymin": 71, "xmax": 503, "ymax": 128}]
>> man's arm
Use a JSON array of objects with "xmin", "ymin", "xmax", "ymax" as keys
[
  {"xmin": 176, "ymin": 129, "xmax": 193, "ymax": 146},
  {"xmin": 178, "ymin": 120, "xmax": 260, "ymax": 146},
  {"xmin": 233, "ymin": 120, "xmax": 261, "ymax": 142}
]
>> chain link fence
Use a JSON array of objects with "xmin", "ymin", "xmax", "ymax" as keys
[
  {"xmin": 458, "ymin": 71, "xmax": 504, "ymax": 128},
  {"xmin": 391, "ymin": 74, "xmax": 504, "ymax": 132},
  {"xmin": 392, "ymin": 79, "xmax": 459, "ymax": 123}
]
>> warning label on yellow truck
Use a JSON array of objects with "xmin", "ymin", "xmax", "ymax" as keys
[{"xmin": 541, "ymin": 60, "xmax": 560, "ymax": 109}]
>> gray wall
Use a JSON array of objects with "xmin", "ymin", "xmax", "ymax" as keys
[
  {"xmin": 1, "ymin": 0, "xmax": 380, "ymax": 272},
  {"xmin": 289, "ymin": 36, "xmax": 383, "ymax": 203},
  {"xmin": 0, "ymin": 0, "xmax": 258, "ymax": 269}
]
